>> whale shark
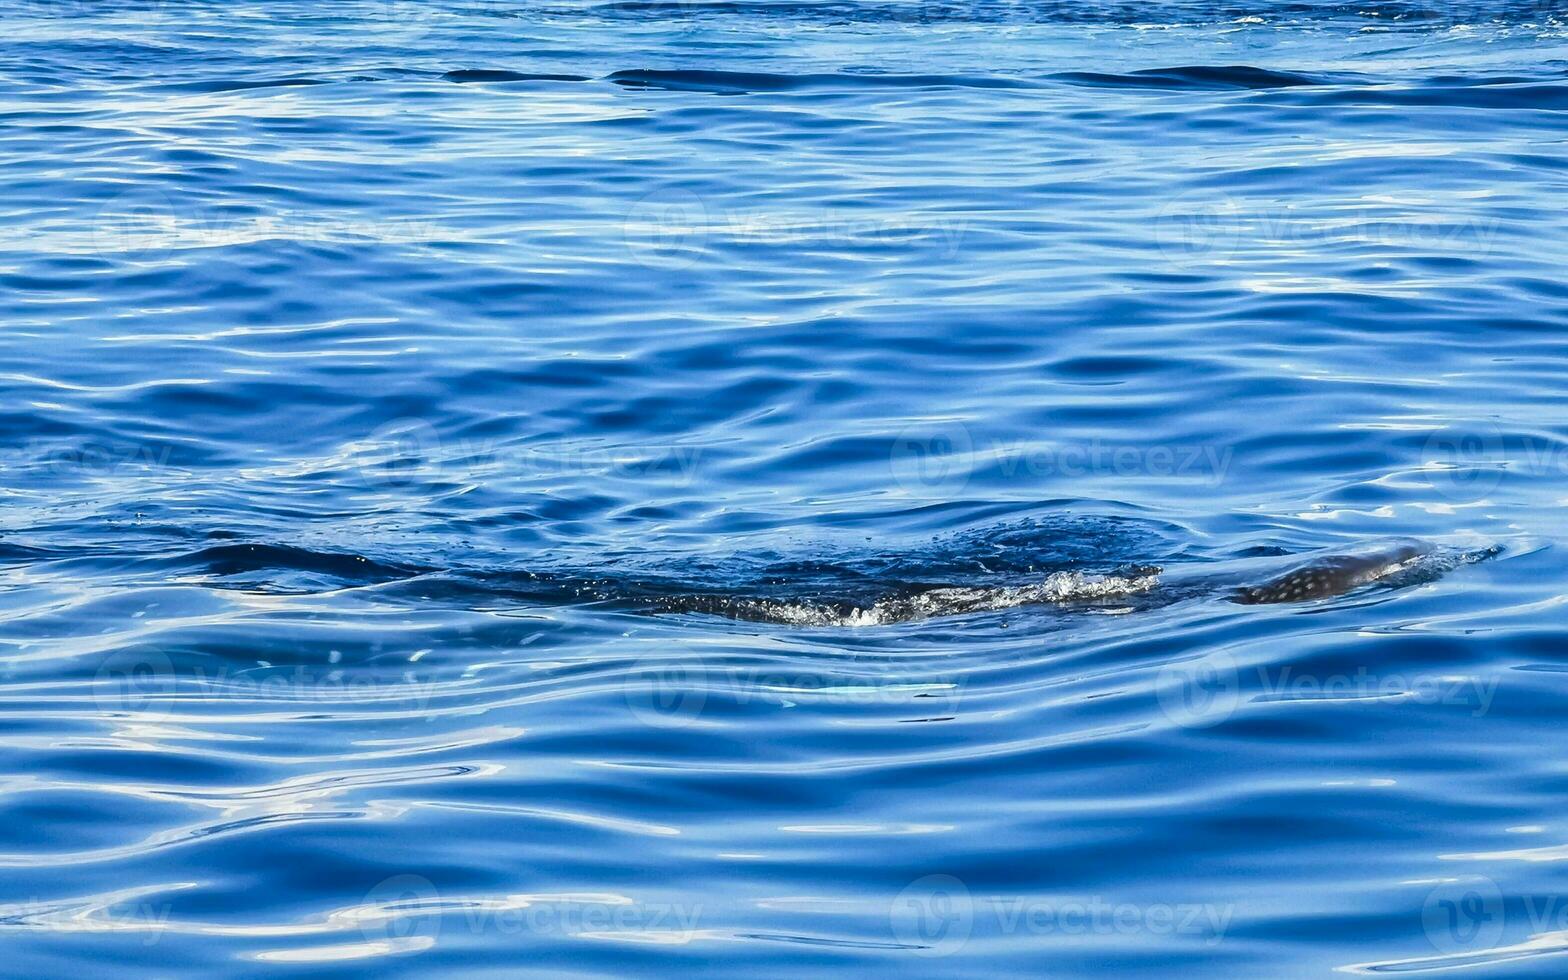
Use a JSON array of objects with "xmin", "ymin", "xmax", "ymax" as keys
[
  {"xmin": 187, "ymin": 524, "xmax": 1492, "ymax": 628},
  {"xmin": 1228, "ymin": 539, "xmax": 1429, "ymax": 605},
  {"xmin": 641, "ymin": 538, "xmax": 1495, "ymax": 626}
]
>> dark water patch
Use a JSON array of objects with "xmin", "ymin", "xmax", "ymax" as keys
[
  {"xmin": 156, "ymin": 77, "xmax": 332, "ymax": 94},
  {"xmin": 0, "ymin": 541, "xmax": 69, "ymax": 565},
  {"xmin": 153, "ymin": 544, "xmax": 431, "ymax": 591},
  {"xmin": 607, "ymin": 68, "xmax": 1040, "ymax": 93},
  {"xmin": 1053, "ymin": 65, "xmax": 1332, "ymax": 90}
]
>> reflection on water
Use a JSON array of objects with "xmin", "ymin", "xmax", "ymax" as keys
[{"xmin": 2, "ymin": 0, "xmax": 1568, "ymax": 975}]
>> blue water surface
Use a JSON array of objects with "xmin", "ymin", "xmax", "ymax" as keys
[{"xmin": 3, "ymin": 0, "xmax": 1568, "ymax": 975}]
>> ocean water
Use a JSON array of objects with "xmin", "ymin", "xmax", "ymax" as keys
[{"xmin": 4, "ymin": 0, "xmax": 1568, "ymax": 975}]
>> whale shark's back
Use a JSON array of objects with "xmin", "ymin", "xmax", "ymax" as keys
[{"xmin": 1230, "ymin": 541, "xmax": 1427, "ymax": 605}]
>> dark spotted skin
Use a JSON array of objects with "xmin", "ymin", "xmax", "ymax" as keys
[{"xmin": 1230, "ymin": 541, "xmax": 1426, "ymax": 605}]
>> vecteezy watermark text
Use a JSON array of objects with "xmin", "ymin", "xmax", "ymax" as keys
[
  {"xmin": 891, "ymin": 424, "xmax": 1235, "ymax": 493},
  {"xmin": 1154, "ymin": 192, "xmax": 1504, "ymax": 267},
  {"xmin": 95, "ymin": 652, "xmax": 444, "ymax": 722},
  {"xmin": 624, "ymin": 191, "xmax": 969, "ymax": 268},
  {"xmin": 1156, "ymin": 652, "xmax": 1499, "ymax": 728},
  {"xmin": 890, "ymin": 875, "xmax": 1233, "ymax": 957},
  {"xmin": 357, "ymin": 875, "xmax": 705, "ymax": 947},
  {"xmin": 625, "ymin": 656, "xmax": 966, "ymax": 728}
]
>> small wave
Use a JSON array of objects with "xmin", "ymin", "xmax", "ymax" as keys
[
  {"xmin": 156, "ymin": 543, "xmax": 428, "ymax": 590},
  {"xmin": 157, "ymin": 77, "xmax": 332, "ymax": 94},
  {"xmin": 0, "ymin": 541, "xmax": 65, "ymax": 565}
]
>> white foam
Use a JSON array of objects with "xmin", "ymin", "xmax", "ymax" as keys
[{"xmin": 731, "ymin": 569, "xmax": 1162, "ymax": 628}]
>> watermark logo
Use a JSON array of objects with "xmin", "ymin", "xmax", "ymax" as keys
[
  {"xmin": 93, "ymin": 187, "xmax": 185, "ymax": 264},
  {"xmin": 1154, "ymin": 193, "xmax": 1242, "ymax": 266},
  {"xmin": 0, "ymin": 893, "xmax": 174, "ymax": 945},
  {"xmin": 92, "ymin": 659, "xmax": 441, "ymax": 719},
  {"xmin": 1157, "ymin": 660, "xmax": 1499, "ymax": 730},
  {"xmin": 11, "ymin": 439, "xmax": 176, "ymax": 479},
  {"xmin": 1153, "ymin": 193, "xmax": 1501, "ymax": 269},
  {"xmin": 332, "ymin": 423, "xmax": 709, "ymax": 490},
  {"xmin": 1422, "ymin": 876, "xmax": 1504, "ymax": 955},
  {"xmin": 890, "ymin": 876, "xmax": 1233, "ymax": 956},
  {"xmin": 359, "ymin": 874, "xmax": 443, "ymax": 948},
  {"xmin": 624, "ymin": 190, "xmax": 710, "ymax": 269},
  {"xmin": 986, "ymin": 440, "xmax": 1234, "ymax": 486},
  {"xmin": 94, "ymin": 649, "xmax": 178, "ymax": 720},
  {"xmin": 350, "ymin": 418, "xmax": 444, "ymax": 490},
  {"xmin": 1155, "ymin": 652, "xmax": 1241, "ymax": 729},
  {"xmin": 1417, "ymin": 878, "xmax": 1568, "ymax": 963},
  {"xmin": 624, "ymin": 656, "xmax": 709, "ymax": 728},
  {"xmin": 890, "ymin": 423, "xmax": 974, "ymax": 494},
  {"xmin": 377, "ymin": 0, "xmax": 439, "ymax": 42},
  {"xmin": 1422, "ymin": 421, "xmax": 1506, "ymax": 501},
  {"xmin": 622, "ymin": 192, "xmax": 968, "ymax": 269},
  {"xmin": 890, "ymin": 874, "xmax": 974, "ymax": 957}
]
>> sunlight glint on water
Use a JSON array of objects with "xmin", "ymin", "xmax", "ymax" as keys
[{"xmin": 1, "ymin": 1, "xmax": 1567, "ymax": 975}]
